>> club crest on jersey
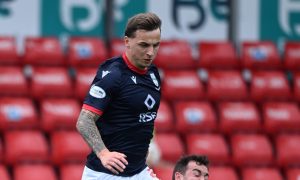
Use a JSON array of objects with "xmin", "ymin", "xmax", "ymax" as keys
[
  {"xmin": 89, "ymin": 84, "xmax": 106, "ymax": 98},
  {"xmin": 150, "ymin": 73, "xmax": 160, "ymax": 90}
]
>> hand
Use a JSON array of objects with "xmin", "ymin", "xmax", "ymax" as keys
[{"xmin": 97, "ymin": 148, "xmax": 128, "ymax": 174}]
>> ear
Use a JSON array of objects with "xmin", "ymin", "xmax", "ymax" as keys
[
  {"xmin": 175, "ymin": 172, "xmax": 183, "ymax": 180},
  {"xmin": 124, "ymin": 36, "xmax": 130, "ymax": 48}
]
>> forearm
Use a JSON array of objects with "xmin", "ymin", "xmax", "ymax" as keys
[{"xmin": 76, "ymin": 109, "xmax": 106, "ymax": 154}]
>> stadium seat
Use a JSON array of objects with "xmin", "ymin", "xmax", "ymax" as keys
[
  {"xmin": 286, "ymin": 168, "xmax": 300, "ymax": 180},
  {"xmin": 276, "ymin": 134, "xmax": 300, "ymax": 167},
  {"xmin": 218, "ymin": 102, "xmax": 261, "ymax": 134},
  {"xmin": 0, "ymin": 66, "xmax": 28, "ymax": 96},
  {"xmin": 293, "ymin": 72, "xmax": 300, "ymax": 101},
  {"xmin": 185, "ymin": 134, "xmax": 230, "ymax": 165},
  {"xmin": 23, "ymin": 37, "xmax": 65, "ymax": 66},
  {"xmin": 0, "ymin": 165, "xmax": 10, "ymax": 180},
  {"xmin": 241, "ymin": 167, "xmax": 283, "ymax": 180},
  {"xmin": 263, "ymin": 102, "xmax": 300, "ymax": 134},
  {"xmin": 198, "ymin": 41, "xmax": 239, "ymax": 69},
  {"xmin": 68, "ymin": 37, "xmax": 107, "ymax": 67},
  {"xmin": 4, "ymin": 130, "xmax": 49, "ymax": 165},
  {"xmin": 0, "ymin": 139, "xmax": 2, "ymax": 163},
  {"xmin": 250, "ymin": 70, "xmax": 291, "ymax": 101},
  {"xmin": 155, "ymin": 133, "xmax": 185, "ymax": 163},
  {"xmin": 40, "ymin": 98, "xmax": 81, "ymax": 132},
  {"xmin": 30, "ymin": 67, "xmax": 73, "ymax": 99},
  {"xmin": 14, "ymin": 164, "xmax": 57, "ymax": 180},
  {"xmin": 161, "ymin": 70, "xmax": 204, "ymax": 101},
  {"xmin": 74, "ymin": 67, "xmax": 97, "ymax": 100},
  {"xmin": 60, "ymin": 164, "xmax": 84, "ymax": 180},
  {"xmin": 174, "ymin": 101, "xmax": 217, "ymax": 134},
  {"xmin": 284, "ymin": 41, "xmax": 300, "ymax": 70},
  {"xmin": 0, "ymin": 97, "xmax": 38, "ymax": 130},
  {"xmin": 153, "ymin": 165, "xmax": 174, "ymax": 180},
  {"xmin": 230, "ymin": 134, "xmax": 274, "ymax": 167},
  {"xmin": 51, "ymin": 131, "xmax": 90, "ymax": 165},
  {"xmin": 110, "ymin": 38, "xmax": 125, "ymax": 57},
  {"xmin": 209, "ymin": 166, "xmax": 239, "ymax": 180},
  {"xmin": 241, "ymin": 41, "xmax": 281, "ymax": 69},
  {"xmin": 206, "ymin": 70, "xmax": 248, "ymax": 101},
  {"xmin": 154, "ymin": 40, "xmax": 195, "ymax": 69},
  {"xmin": 0, "ymin": 36, "xmax": 19, "ymax": 65},
  {"xmin": 154, "ymin": 100, "xmax": 174, "ymax": 132}
]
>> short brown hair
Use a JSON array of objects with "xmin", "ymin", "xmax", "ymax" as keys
[{"xmin": 124, "ymin": 12, "xmax": 161, "ymax": 38}]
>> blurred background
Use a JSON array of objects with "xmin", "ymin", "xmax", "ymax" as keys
[{"xmin": 0, "ymin": 0, "xmax": 300, "ymax": 179}]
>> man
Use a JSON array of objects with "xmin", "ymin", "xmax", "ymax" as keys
[
  {"xmin": 76, "ymin": 12, "xmax": 162, "ymax": 179},
  {"xmin": 172, "ymin": 155, "xmax": 209, "ymax": 180}
]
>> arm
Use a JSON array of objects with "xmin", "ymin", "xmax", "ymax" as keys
[{"xmin": 76, "ymin": 108, "xmax": 128, "ymax": 174}]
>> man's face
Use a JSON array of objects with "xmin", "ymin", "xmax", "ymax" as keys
[
  {"xmin": 175, "ymin": 161, "xmax": 209, "ymax": 180},
  {"xmin": 125, "ymin": 28, "xmax": 161, "ymax": 70}
]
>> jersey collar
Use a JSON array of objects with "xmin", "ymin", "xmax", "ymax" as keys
[{"xmin": 122, "ymin": 53, "xmax": 147, "ymax": 75}]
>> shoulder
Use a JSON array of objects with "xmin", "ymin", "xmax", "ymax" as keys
[{"xmin": 95, "ymin": 56, "xmax": 126, "ymax": 80}]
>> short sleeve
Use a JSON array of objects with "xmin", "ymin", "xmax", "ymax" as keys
[{"xmin": 83, "ymin": 66, "xmax": 121, "ymax": 114}]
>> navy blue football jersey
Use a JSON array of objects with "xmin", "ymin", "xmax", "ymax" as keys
[{"xmin": 83, "ymin": 54, "xmax": 161, "ymax": 176}]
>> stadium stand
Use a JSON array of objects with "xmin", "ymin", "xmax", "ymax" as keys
[
  {"xmin": 276, "ymin": 134, "xmax": 300, "ymax": 168},
  {"xmin": 198, "ymin": 41, "xmax": 239, "ymax": 69},
  {"xmin": 68, "ymin": 37, "xmax": 107, "ymax": 67},
  {"xmin": 60, "ymin": 164, "xmax": 84, "ymax": 180},
  {"xmin": 218, "ymin": 102, "xmax": 261, "ymax": 134},
  {"xmin": 0, "ymin": 36, "xmax": 19, "ymax": 65},
  {"xmin": 209, "ymin": 166, "xmax": 239, "ymax": 180},
  {"xmin": 14, "ymin": 164, "xmax": 57, "ymax": 180},
  {"xmin": 154, "ymin": 100, "xmax": 174, "ymax": 133},
  {"xmin": 241, "ymin": 167, "xmax": 283, "ymax": 180},
  {"xmin": 284, "ymin": 41, "xmax": 300, "ymax": 70},
  {"xmin": 23, "ymin": 37, "xmax": 65, "ymax": 66},
  {"xmin": 74, "ymin": 67, "xmax": 97, "ymax": 100}
]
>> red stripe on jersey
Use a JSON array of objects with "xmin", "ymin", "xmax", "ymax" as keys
[
  {"xmin": 82, "ymin": 104, "xmax": 103, "ymax": 116},
  {"xmin": 122, "ymin": 53, "xmax": 147, "ymax": 75}
]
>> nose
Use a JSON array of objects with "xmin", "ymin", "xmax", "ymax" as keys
[{"xmin": 146, "ymin": 46, "xmax": 154, "ymax": 57}]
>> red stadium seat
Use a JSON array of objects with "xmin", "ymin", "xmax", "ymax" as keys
[
  {"xmin": 0, "ymin": 66, "xmax": 28, "ymax": 96},
  {"xmin": 231, "ymin": 134, "xmax": 274, "ymax": 167},
  {"xmin": 153, "ymin": 165, "xmax": 174, "ymax": 180},
  {"xmin": 174, "ymin": 101, "xmax": 217, "ymax": 133},
  {"xmin": 250, "ymin": 71, "xmax": 291, "ymax": 101},
  {"xmin": 161, "ymin": 70, "xmax": 204, "ymax": 101},
  {"xmin": 198, "ymin": 41, "xmax": 239, "ymax": 69},
  {"xmin": 284, "ymin": 41, "xmax": 300, "ymax": 70},
  {"xmin": 286, "ymin": 168, "xmax": 300, "ymax": 180},
  {"xmin": 40, "ymin": 98, "xmax": 81, "ymax": 132},
  {"xmin": 185, "ymin": 134, "xmax": 230, "ymax": 165},
  {"xmin": 60, "ymin": 164, "xmax": 84, "ymax": 180},
  {"xmin": 241, "ymin": 167, "xmax": 283, "ymax": 180},
  {"xmin": 155, "ymin": 133, "xmax": 185, "ymax": 163},
  {"xmin": 51, "ymin": 131, "xmax": 90, "ymax": 165},
  {"xmin": 0, "ymin": 97, "xmax": 38, "ymax": 130},
  {"xmin": 0, "ymin": 36, "xmax": 19, "ymax": 65},
  {"xmin": 23, "ymin": 37, "xmax": 64, "ymax": 66},
  {"xmin": 74, "ymin": 67, "xmax": 97, "ymax": 100},
  {"xmin": 4, "ymin": 131, "xmax": 49, "ymax": 165},
  {"xmin": 14, "ymin": 164, "xmax": 57, "ymax": 180},
  {"xmin": 110, "ymin": 38, "xmax": 125, "ymax": 57},
  {"xmin": 241, "ymin": 41, "xmax": 281, "ymax": 69},
  {"xmin": 206, "ymin": 70, "xmax": 248, "ymax": 101},
  {"xmin": 263, "ymin": 102, "xmax": 300, "ymax": 134},
  {"xmin": 0, "ymin": 165, "xmax": 10, "ymax": 180},
  {"xmin": 293, "ymin": 72, "xmax": 300, "ymax": 101},
  {"xmin": 218, "ymin": 102, "xmax": 261, "ymax": 134},
  {"xmin": 30, "ymin": 67, "xmax": 73, "ymax": 99},
  {"xmin": 0, "ymin": 140, "xmax": 2, "ymax": 163},
  {"xmin": 154, "ymin": 100, "xmax": 174, "ymax": 132},
  {"xmin": 154, "ymin": 40, "xmax": 195, "ymax": 69},
  {"xmin": 68, "ymin": 37, "xmax": 107, "ymax": 67},
  {"xmin": 276, "ymin": 134, "xmax": 300, "ymax": 167},
  {"xmin": 209, "ymin": 166, "xmax": 238, "ymax": 180}
]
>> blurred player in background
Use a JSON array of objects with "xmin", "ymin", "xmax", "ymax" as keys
[
  {"xmin": 76, "ymin": 12, "xmax": 162, "ymax": 179},
  {"xmin": 172, "ymin": 155, "xmax": 209, "ymax": 180}
]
